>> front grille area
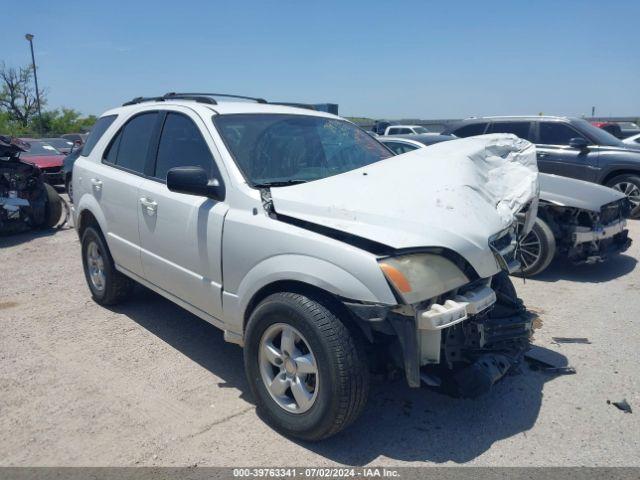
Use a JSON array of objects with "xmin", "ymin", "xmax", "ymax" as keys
[{"xmin": 41, "ymin": 166, "xmax": 62, "ymax": 174}]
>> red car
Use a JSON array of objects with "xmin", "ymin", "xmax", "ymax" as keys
[
  {"xmin": 591, "ymin": 121, "xmax": 623, "ymax": 139},
  {"xmin": 19, "ymin": 139, "xmax": 66, "ymax": 185}
]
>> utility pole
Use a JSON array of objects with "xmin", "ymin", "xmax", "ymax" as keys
[
  {"xmin": 591, "ymin": 106, "xmax": 596, "ymax": 118},
  {"xmin": 25, "ymin": 33, "xmax": 43, "ymax": 134}
]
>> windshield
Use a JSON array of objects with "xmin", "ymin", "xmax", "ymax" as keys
[
  {"xmin": 572, "ymin": 119, "xmax": 624, "ymax": 147},
  {"xmin": 413, "ymin": 126, "xmax": 429, "ymax": 133},
  {"xmin": 21, "ymin": 141, "xmax": 62, "ymax": 157},
  {"xmin": 214, "ymin": 114, "xmax": 393, "ymax": 186}
]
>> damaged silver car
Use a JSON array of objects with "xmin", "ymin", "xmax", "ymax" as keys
[
  {"xmin": 515, "ymin": 173, "xmax": 632, "ymax": 276},
  {"xmin": 73, "ymin": 95, "xmax": 539, "ymax": 440}
]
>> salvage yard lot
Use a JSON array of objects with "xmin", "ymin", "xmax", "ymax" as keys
[{"xmin": 1, "ymin": 213, "xmax": 639, "ymax": 467}]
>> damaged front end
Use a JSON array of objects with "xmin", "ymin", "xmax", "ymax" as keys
[
  {"xmin": 347, "ymin": 270, "xmax": 531, "ymax": 397},
  {"xmin": 0, "ymin": 136, "xmax": 63, "ymax": 235},
  {"xmin": 536, "ymin": 174, "xmax": 632, "ymax": 265},
  {"xmin": 545, "ymin": 200, "xmax": 631, "ymax": 264}
]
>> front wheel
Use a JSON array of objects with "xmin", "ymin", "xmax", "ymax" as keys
[
  {"xmin": 244, "ymin": 292, "xmax": 369, "ymax": 441},
  {"xmin": 513, "ymin": 217, "xmax": 556, "ymax": 277}
]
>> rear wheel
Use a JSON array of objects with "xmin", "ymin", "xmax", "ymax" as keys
[
  {"xmin": 514, "ymin": 217, "xmax": 556, "ymax": 277},
  {"xmin": 43, "ymin": 183, "xmax": 63, "ymax": 228},
  {"xmin": 244, "ymin": 292, "xmax": 369, "ymax": 441},
  {"xmin": 81, "ymin": 226, "xmax": 134, "ymax": 305},
  {"xmin": 606, "ymin": 174, "xmax": 640, "ymax": 218}
]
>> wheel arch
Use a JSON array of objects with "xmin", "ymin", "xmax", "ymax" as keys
[
  {"xmin": 601, "ymin": 168, "xmax": 640, "ymax": 186},
  {"xmin": 76, "ymin": 196, "xmax": 108, "ymax": 241}
]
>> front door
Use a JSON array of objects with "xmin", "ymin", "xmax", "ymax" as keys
[
  {"xmin": 137, "ymin": 111, "xmax": 228, "ymax": 320},
  {"xmin": 536, "ymin": 122, "xmax": 600, "ymax": 181}
]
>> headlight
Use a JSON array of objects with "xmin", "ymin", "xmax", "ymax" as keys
[{"xmin": 378, "ymin": 253, "xmax": 469, "ymax": 304}]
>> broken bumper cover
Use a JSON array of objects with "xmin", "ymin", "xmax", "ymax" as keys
[
  {"xmin": 569, "ymin": 221, "xmax": 631, "ymax": 264},
  {"xmin": 572, "ymin": 219, "xmax": 627, "ymax": 246},
  {"xmin": 417, "ymin": 286, "xmax": 497, "ymax": 330}
]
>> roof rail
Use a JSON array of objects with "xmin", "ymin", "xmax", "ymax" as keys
[
  {"xmin": 122, "ymin": 92, "xmax": 268, "ymax": 107},
  {"xmin": 269, "ymin": 102, "xmax": 317, "ymax": 111}
]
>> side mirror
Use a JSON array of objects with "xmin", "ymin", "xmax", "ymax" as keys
[
  {"xmin": 166, "ymin": 166, "xmax": 225, "ymax": 201},
  {"xmin": 569, "ymin": 137, "xmax": 589, "ymax": 150}
]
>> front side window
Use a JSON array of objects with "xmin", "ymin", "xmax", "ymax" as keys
[
  {"xmin": 488, "ymin": 121, "xmax": 533, "ymax": 141},
  {"xmin": 106, "ymin": 112, "xmax": 158, "ymax": 173},
  {"xmin": 214, "ymin": 114, "xmax": 393, "ymax": 186},
  {"xmin": 81, "ymin": 114, "xmax": 118, "ymax": 157},
  {"xmin": 539, "ymin": 122, "xmax": 586, "ymax": 146},
  {"xmin": 154, "ymin": 113, "xmax": 217, "ymax": 181}
]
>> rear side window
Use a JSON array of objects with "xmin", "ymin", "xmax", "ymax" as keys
[
  {"xmin": 154, "ymin": 113, "xmax": 217, "ymax": 181},
  {"xmin": 539, "ymin": 122, "xmax": 586, "ymax": 145},
  {"xmin": 104, "ymin": 112, "xmax": 158, "ymax": 173},
  {"xmin": 81, "ymin": 115, "xmax": 117, "ymax": 156},
  {"xmin": 453, "ymin": 123, "xmax": 487, "ymax": 137},
  {"xmin": 487, "ymin": 121, "xmax": 533, "ymax": 141}
]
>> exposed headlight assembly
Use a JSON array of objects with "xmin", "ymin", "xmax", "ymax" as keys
[{"xmin": 378, "ymin": 253, "xmax": 469, "ymax": 304}]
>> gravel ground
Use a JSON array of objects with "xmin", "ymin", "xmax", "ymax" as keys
[{"xmin": 1, "ymin": 210, "xmax": 638, "ymax": 467}]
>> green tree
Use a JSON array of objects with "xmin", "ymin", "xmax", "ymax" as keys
[{"xmin": 0, "ymin": 62, "xmax": 46, "ymax": 128}]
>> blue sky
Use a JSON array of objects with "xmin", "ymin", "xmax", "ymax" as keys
[{"xmin": 2, "ymin": 0, "xmax": 638, "ymax": 119}]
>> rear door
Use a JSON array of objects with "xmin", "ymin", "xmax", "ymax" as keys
[
  {"xmin": 94, "ymin": 111, "xmax": 159, "ymax": 276},
  {"xmin": 487, "ymin": 121, "xmax": 535, "ymax": 141},
  {"xmin": 535, "ymin": 122, "xmax": 600, "ymax": 181},
  {"xmin": 137, "ymin": 109, "xmax": 228, "ymax": 320}
]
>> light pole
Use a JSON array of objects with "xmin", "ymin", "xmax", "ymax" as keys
[{"xmin": 25, "ymin": 33, "xmax": 43, "ymax": 133}]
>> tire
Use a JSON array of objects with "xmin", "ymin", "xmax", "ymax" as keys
[
  {"xmin": 244, "ymin": 292, "xmax": 369, "ymax": 441},
  {"xmin": 81, "ymin": 226, "xmax": 134, "ymax": 305},
  {"xmin": 513, "ymin": 217, "xmax": 556, "ymax": 277},
  {"xmin": 65, "ymin": 174, "xmax": 73, "ymax": 203},
  {"xmin": 605, "ymin": 174, "xmax": 640, "ymax": 218},
  {"xmin": 43, "ymin": 183, "xmax": 63, "ymax": 228}
]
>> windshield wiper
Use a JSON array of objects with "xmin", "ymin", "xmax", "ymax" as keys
[{"xmin": 253, "ymin": 179, "xmax": 309, "ymax": 188}]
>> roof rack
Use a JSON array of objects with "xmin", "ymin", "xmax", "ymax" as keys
[
  {"xmin": 270, "ymin": 102, "xmax": 317, "ymax": 111},
  {"xmin": 122, "ymin": 92, "xmax": 268, "ymax": 106}
]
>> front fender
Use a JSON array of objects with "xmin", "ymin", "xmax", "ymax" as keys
[{"xmin": 227, "ymin": 254, "xmax": 396, "ymax": 333}]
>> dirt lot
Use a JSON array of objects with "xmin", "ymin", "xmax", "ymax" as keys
[{"xmin": 1, "ymin": 210, "xmax": 639, "ymax": 467}]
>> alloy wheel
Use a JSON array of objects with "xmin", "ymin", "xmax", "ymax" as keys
[
  {"xmin": 86, "ymin": 241, "xmax": 106, "ymax": 292},
  {"xmin": 259, "ymin": 323, "xmax": 319, "ymax": 414}
]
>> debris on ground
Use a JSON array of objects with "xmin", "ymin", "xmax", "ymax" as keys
[
  {"xmin": 524, "ymin": 345, "xmax": 577, "ymax": 375},
  {"xmin": 552, "ymin": 337, "xmax": 591, "ymax": 344},
  {"xmin": 607, "ymin": 399, "xmax": 633, "ymax": 414}
]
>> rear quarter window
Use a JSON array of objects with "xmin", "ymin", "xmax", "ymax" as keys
[
  {"xmin": 452, "ymin": 123, "xmax": 488, "ymax": 137},
  {"xmin": 81, "ymin": 115, "xmax": 118, "ymax": 157}
]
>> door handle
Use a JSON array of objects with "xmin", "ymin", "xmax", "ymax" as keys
[
  {"xmin": 140, "ymin": 197, "xmax": 158, "ymax": 215},
  {"xmin": 91, "ymin": 178, "xmax": 103, "ymax": 191},
  {"xmin": 537, "ymin": 152, "xmax": 550, "ymax": 158}
]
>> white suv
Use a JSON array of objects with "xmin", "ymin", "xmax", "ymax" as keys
[{"xmin": 73, "ymin": 93, "xmax": 539, "ymax": 440}]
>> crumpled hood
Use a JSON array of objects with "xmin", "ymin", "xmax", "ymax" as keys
[
  {"xmin": 270, "ymin": 134, "xmax": 539, "ymax": 279},
  {"xmin": 539, "ymin": 173, "xmax": 625, "ymax": 211}
]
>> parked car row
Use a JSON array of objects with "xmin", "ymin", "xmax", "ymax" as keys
[{"xmin": 442, "ymin": 116, "xmax": 640, "ymax": 217}]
